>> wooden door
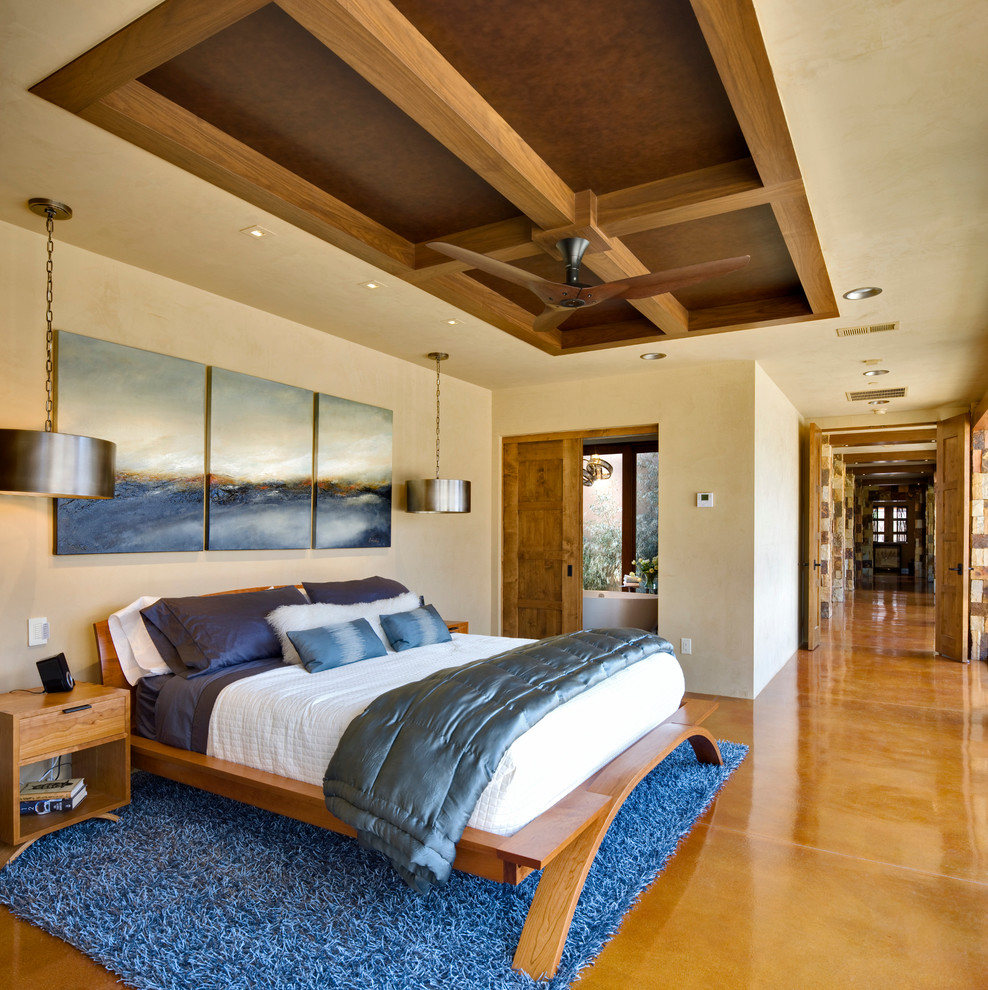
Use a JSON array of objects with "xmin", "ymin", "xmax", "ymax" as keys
[
  {"xmin": 502, "ymin": 436, "xmax": 583, "ymax": 638},
  {"xmin": 802, "ymin": 423, "xmax": 823, "ymax": 649},
  {"xmin": 935, "ymin": 413, "xmax": 970, "ymax": 661}
]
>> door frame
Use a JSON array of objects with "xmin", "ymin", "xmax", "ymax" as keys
[{"xmin": 499, "ymin": 424, "xmax": 658, "ymax": 637}]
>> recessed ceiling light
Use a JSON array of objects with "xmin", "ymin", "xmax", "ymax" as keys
[
  {"xmin": 360, "ymin": 280, "xmax": 385, "ymax": 290},
  {"xmin": 640, "ymin": 352, "xmax": 666, "ymax": 361},
  {"xmin": 868, "ymin": 399, "xmax": 890, "ymax": 406},
  {"xmin": 843, "ymin": 286, "xmax": 882, "ymax": 300},
  {"xmin": 444, "ymin": 318, "xmax": 462, "ymax": 326},
  {"xmin": 863, "ymin": 369, "xmax": 889, "ymax": 377},
  {"xmin": 240, "ymin": 225, "xmax": 274, "ymax": 238}
]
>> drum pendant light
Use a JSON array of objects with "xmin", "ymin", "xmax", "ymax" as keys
[
  {"xmin": 405, "ymin": 352, "xmax": 471, "ymax": 513},
  {"xmin": 0, "ymin": 199, "xmax": 116, "ymax": 498}
]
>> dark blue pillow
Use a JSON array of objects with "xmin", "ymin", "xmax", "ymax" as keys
[
  {"xmin": 287, "ymin": 618, "xmax": 388, "ymax": 672},
  {"xmin": 302, "ymin": 576, "xmax": 410, "ymax": 606},
  {"xmin": 379, "ymin": 604, "xmax": 452, "ymax": 652},
  {"xmin": 141, "ymin": 585, "xmax": 307, "ymax": 677}
]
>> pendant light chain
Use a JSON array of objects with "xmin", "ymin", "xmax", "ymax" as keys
[
  {"xmin": 434, "ymin": 353, "xmax": 442, "ymax": 480},
  {"xmin": 44, "ymin": 206, "xmax": 55, "ymax": 433}
]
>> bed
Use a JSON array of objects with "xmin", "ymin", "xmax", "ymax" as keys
[{"xmin": 94, "ymin": 579, "xmax": 721, "ymax": 979}]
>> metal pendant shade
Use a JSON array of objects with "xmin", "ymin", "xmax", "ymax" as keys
[
  {"xmin": 0, "ymin": 199, "xmax": 116, "ymax": 499},
  {"xmin": 0, "ymin": 428, "xmax": 115, "ymax": 498},
  {"xmin": 405, "ymin": 352, "xmax": 471, "ymax": 513}
]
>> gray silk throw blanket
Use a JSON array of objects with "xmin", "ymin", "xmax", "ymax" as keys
[{"xmin": 323, "ymin": 628, "xmax": 676, "ymax": 892}]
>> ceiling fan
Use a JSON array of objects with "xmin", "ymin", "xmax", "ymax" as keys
[{"xmin": 427, "ymin": 237, "xmax": 750, "ymax": 332}]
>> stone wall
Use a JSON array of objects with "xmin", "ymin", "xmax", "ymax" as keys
[
  {"xmin": 820, "ymin": 443, "xmax": 832, "ymax": 618},
  {"xmin": 831, "ymin": 453, "xmax": 845, "ymax": 604},
  {"xmin": 844, "ymin": 471, "xmax": 855, "ymax": 593}
]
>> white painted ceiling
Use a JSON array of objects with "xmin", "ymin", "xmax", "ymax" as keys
[{"xmin": 1, "ymin": 0, "xmax": 986, "ymax": 419}]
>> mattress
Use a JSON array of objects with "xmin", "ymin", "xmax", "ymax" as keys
[{"xmin": 207, "ymin": 632, "xmax": 686, "ymax": 835}]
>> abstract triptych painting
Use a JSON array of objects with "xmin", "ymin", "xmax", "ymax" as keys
[{"xmin": 54, "ymin": 333, "xmax": 392, "ymax": 554}]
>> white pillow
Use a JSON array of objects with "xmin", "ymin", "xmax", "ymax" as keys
[
  {"xmin": 266, "ymin": 592, "xmax": 422, "ymax": 666},
  {"xmin": 107, "ymin": 596, "xmax": 171, "ymax": 685}
]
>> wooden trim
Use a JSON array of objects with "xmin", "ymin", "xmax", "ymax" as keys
[
  {"xmin": 86, "ymin": 81, "xmax": 414, "ymax": 270},
  {"xmin": 823, "ymin": 427, "xmax": 937, "ymax": 446},
  {"xmin": 278, "ymin": 0, "xmax": 576, "ymax": 229},
  {"xmin": 769, "ymin": 196, "xmax": 839, "ymax": 317},
  {"xmin": 502, "ymin": 425, "xmax": 659, "ymax": 445},
  {"xmin": 688, "ymin": 0, "xmax": 801, "ymax": 187},
  {"xmin": 29, "ymin": 0, "xmax": 271, "ymax": 113},
  {"xmin": 687, "ymin": 293, "xmax": 814, "ymax": 334}
]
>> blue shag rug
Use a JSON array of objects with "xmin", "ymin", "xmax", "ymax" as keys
[{"xmin": 0, "ymin": 741, "xmax": 746, "ymax": 990}]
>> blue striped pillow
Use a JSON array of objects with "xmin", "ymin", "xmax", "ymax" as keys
[
  {"xmin": 379, "ymin": 603, "xmax": 452, "ymax": 652},
  {"xmin": 287, "ymin": 618, "xmax": 387, "ymax": 672}
]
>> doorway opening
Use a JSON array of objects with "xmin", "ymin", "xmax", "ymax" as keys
[
  {"xmin": 501, "ymin": 425, "xmax": 657, "ymax": 640},
  {"xmin": 581, "ymin": 435, "xmax": 658, "ymax": 633}
]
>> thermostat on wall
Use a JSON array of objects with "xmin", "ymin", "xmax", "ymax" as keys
[{"xmin": 696, "ymin": 492, "xmax": 714, "ymax": 507}]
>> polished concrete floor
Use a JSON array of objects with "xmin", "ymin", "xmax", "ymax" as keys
[
  {"xmin": 2, "ymin": 578, "xmax": 986, "ymax": 989},
  {"xmin": 574, "ymin": 577, "xmax": 988, "ymax": 989}
]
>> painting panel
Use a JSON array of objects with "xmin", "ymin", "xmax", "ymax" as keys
[
  {"xmin": 54, "ymin": 332, "xmax": 206, "ymax": 554},
  {"xmin": 315, "ymin": 394, "xmax": 392, "ymax": 549},
  {"xmin": 208, "ymin": 368, "xmax": 312, "ymax": 550}
]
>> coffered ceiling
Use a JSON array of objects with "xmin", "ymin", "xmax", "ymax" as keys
[
  {"xmin": 1, "ymin": 0, "xmax": 986, "ymax": 418},
  {"xmin": 27, "ymin": 0, "xmax": 836, "ymax": 356}
]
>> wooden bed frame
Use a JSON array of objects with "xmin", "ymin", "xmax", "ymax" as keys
[{"xmin": 95, "ymin": 596, "xmax": 721, "ymax": 980}]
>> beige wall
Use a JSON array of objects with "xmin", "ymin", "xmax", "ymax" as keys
[
  {"xmin": 0, "ymin": 220, "xmax": 494, "ymax": 693},
  {"xmin": 492, "ymin": 360, "xmax": 800, "ymax": 698},
  {"xmin": 753, "ymin": 364, "xmax": 801, "ymax": 695}
]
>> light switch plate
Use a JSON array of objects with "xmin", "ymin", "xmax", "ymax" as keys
[{"xmin": 28, "ymin": 617, "xmax": 49, "ymax": 646}]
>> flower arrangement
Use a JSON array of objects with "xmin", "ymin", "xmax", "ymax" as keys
[{"xmin": 635, "ymin": 556, "xmax": 658, "ymax": 592}]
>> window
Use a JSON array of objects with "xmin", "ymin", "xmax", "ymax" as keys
[
  {"xmin": 872, "ymin": 506, "xmax": 885, "ymax": 541},
  {"xmin": 872, "ymin": 503, "xmax": 908, "ymax": 544},
  {"xmin": 892, "ymin": 506, "xmax": 908, "ymax": 543},
  {"xmin": 582, "ymin": 441, "xmax": 658, "ymax": 591}
]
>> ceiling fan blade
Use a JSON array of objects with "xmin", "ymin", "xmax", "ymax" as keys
[
  {"xmin": 427, "ymin": 241, "xmax": 561, "ymax": 301},
  {"xmin": 585, "ymin": 255, "xmax": 751, "ymax": 304}
]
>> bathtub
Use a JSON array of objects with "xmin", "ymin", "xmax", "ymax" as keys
[{"xmin": 582, "ymin": 589, "xmax": 658, "ymax": 633}]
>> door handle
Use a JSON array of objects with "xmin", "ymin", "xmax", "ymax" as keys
[
  {"xmin": 813, "ymin": 560, "xmax": 820, "ymax": 570},
  {"xmin": 950, "ymin": 564, "xmax": 973, "ymax": 574}
]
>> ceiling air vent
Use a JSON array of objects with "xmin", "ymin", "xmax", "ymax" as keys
[
  {"xmin": 846, "ymin": 386, "xmax": 908, "ymax": 402},
  {"xmin": 835, "ymin": 321, "xmax": 900, "ymax": 337}
]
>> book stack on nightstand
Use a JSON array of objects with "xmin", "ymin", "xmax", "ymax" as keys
[
  {"xmin": 19, "ymin": 776, "xmax": 87, "ymax": 815},
  {"xmin": 0, "ymin": 683, "xmax": 131, "ymax": 867}
]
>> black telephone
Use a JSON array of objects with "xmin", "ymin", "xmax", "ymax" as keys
[{"xmin": 36, "ymin": 652, "xmax": 75, "ymax": 692}]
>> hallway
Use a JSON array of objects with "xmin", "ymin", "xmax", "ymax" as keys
[{"xmin": 575, "ymin": 579, "xmax": 988, "ymax": 989}]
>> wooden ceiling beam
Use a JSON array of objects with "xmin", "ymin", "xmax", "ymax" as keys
[
  {"xmin": 598, "ymin": 159, "xmax": 800, "ymax": 237},
  {"xmin": 85, "ymin": 81, "xmax": 414, "ymax": 270},
  {"xmin": 557, "ymin": 320, "xmax": 667, "ymax": 354},
  {"xmin": 689, "ymin": 0, "xmax": 837, "ymax": 319},
  {"xmin": 30, "ymin": 0, "xmax": 270, "ymax": 113},
  {"xmin": 419, "ymin": 272, "xmax": 565, "ymax": 356},
  {"xmin": 687, "ymin": 293, "xmax": 813, "ymax": 334},
  {"xmin": 824, "ymin": 429, "xmax": 937, "ymax": 446},
  {"xmin": 278, "ymin": 0, "xmax": 576, "ymax": 231},
  {"xmin": 406, "ymin": 218, "xmax": 539, "ymax": 284},
  {"xmin": 842, "ymin": 451, "xmax": 936, "ymax": 464},
  {"xmin": 688, "ymin": 0, "xmax": 800, "ymax": 187}
]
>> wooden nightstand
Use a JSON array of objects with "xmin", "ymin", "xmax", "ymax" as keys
[
  {"xmin": 445, "ymin": 620, "xmax": 469, "ymax": 634},
  {"xmin": 0, "ymin": 682, "xmax": 131, "ymax": 867}
]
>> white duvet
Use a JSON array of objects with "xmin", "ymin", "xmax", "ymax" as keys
[{"xmin": 208, "ymin": 633, "xmax": 686, "ymax": 836}]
